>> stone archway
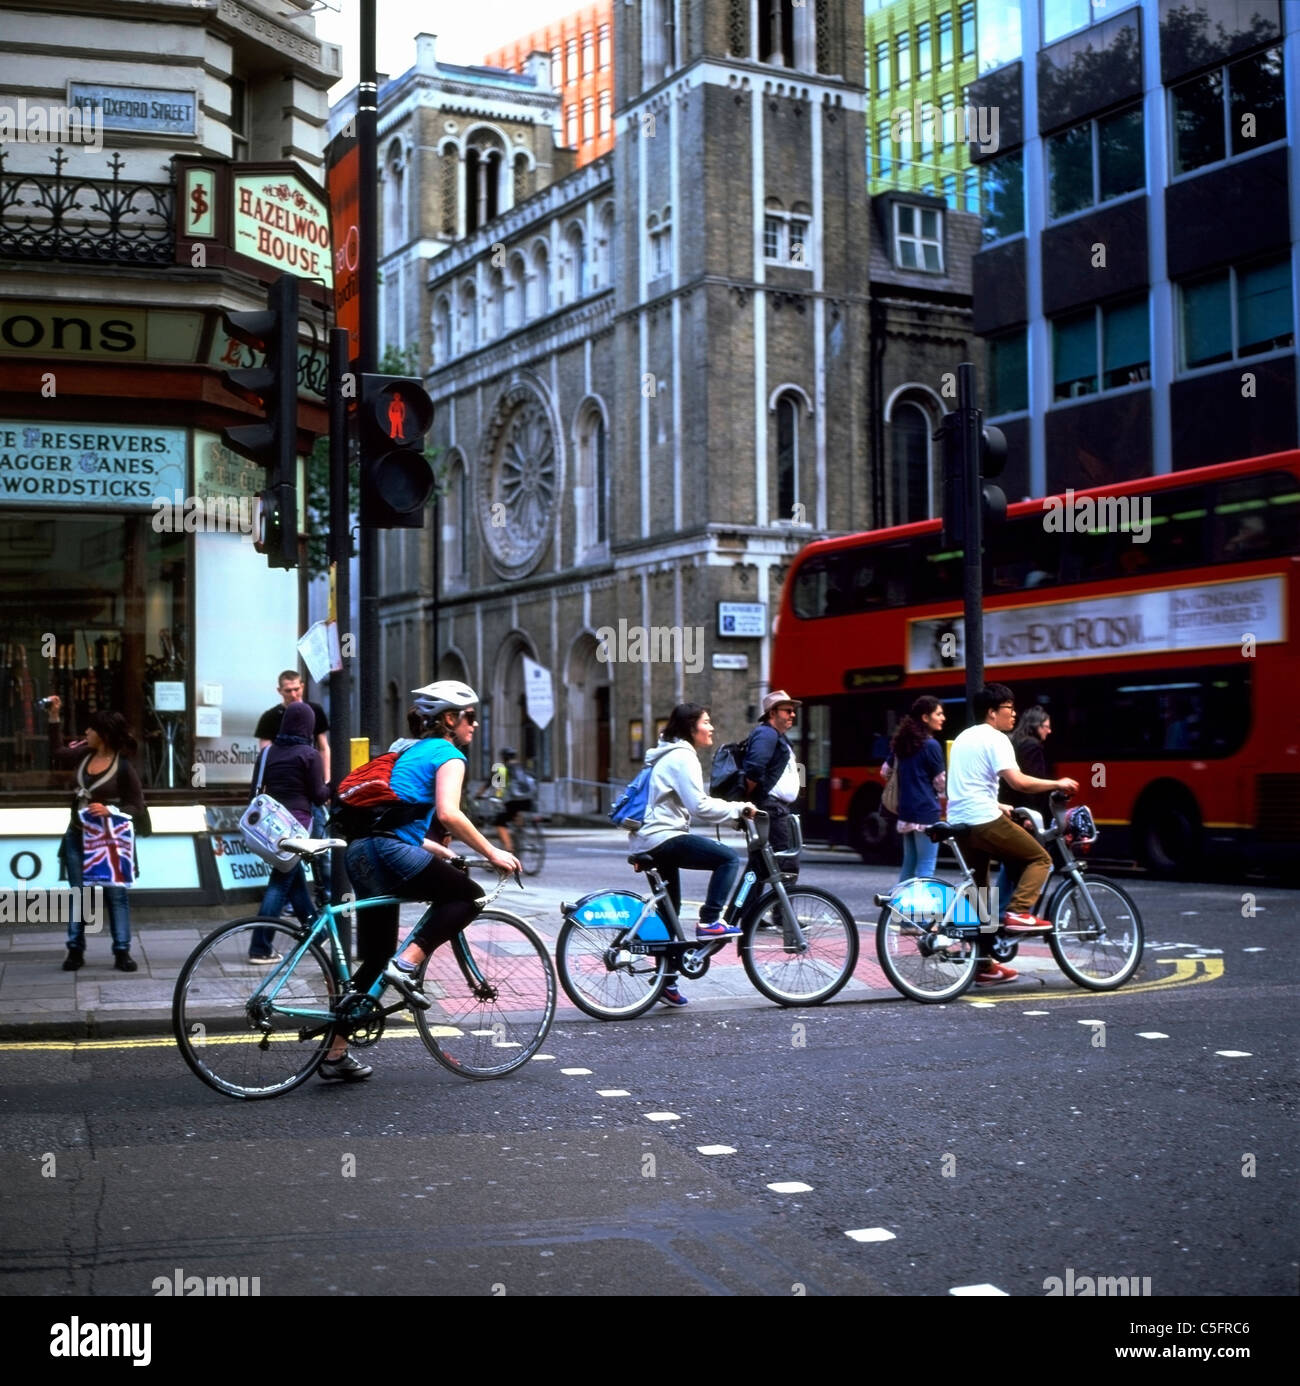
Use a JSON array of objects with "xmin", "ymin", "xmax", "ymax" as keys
[{"xmin": 565, "ymin": 631, "xmax": 611, "ymax": 813}]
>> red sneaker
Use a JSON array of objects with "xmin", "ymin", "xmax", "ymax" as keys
[
  {"xmin": 1002, "ymin": 911, "xmax": 1053, "ymax": 933},
  {"xmin": 976, "ymin": 962, "xmax": 1019, "ymax": 984}
]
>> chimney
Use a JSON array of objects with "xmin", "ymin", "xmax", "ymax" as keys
[
  {"xmin": 416, "ymin": 33, "xmax": 438, "ymax": 71},
  {"xmin": 526, "ymin": 48, "xmax": 551, "ymax": 91}
]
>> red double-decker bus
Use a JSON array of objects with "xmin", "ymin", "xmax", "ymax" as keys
[{"xmin": 771, "ymin": 450, "xmax": 1300, "ymax": 875}]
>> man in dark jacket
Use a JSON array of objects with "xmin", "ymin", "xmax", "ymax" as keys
[{"xmin": 742, "ymin": 690, "xmax": 802, "ymax": 877}]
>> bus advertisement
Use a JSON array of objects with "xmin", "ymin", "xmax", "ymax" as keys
[{"xmin": 770, "ymin": 450, "xmax": 1299, "ymax": 876}]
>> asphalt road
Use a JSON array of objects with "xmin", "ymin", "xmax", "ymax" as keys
[{"xmin": 2, "ymin": 832, "xmax": 1296, "ymax": 1324}]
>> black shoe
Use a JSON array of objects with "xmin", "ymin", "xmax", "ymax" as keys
[
  {"xmin": 113, "ymin": 953, "xmax": 138, "ymax": 972},
  {"xmin": 62, "ymin": 950, "xmax": 84, "ymax": 972},
  {"xmin": 318, "ymin": 1052, "xmax": 372, "ymax": 1082}
]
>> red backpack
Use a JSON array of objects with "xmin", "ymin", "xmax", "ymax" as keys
[{"xmin": 331, "ymin": 748, "xmax": 426, "ymax": 841}]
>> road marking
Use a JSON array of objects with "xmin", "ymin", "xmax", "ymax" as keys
[
  {"xmin": 1242, "ymin": 947, "xmax": 1266, "ymax": 953},
  {"xmin": 768, "ymin": 1181, "xmax": 813, "ymax": 1194},
  {"xmin": 961, "ymin": 957, "xmax": 1222, "ymax": 1005},
  {"xmin": 968, "ymin": 1000, "xmax": 996, "ymax": 1008},
  {"xmin": 697, "ymin": 1145, "xmax": 736, "ymax": 1156},
  {"xmin": 596, "ymin": 1089, "xmax": 630, "ymax": 1097},
  {"xmin": 1023, "ymin": 1010, "xmax": 1049, "ymax": 1016},
  {"xmin": 1215, "ymin": 1050, "xmax": 1251, "ymax": 1057},
  {"xmin": 1137, "ymin": 1032, "xmax": 1169, "ymax": 1039},
  {"xmin": 561, "ymin": 1067, "xmax": 593, "ymax": 1075},
  {"xmin": 1077, "ymin": 1019, "xmax": 1105, "ymax": 1025},
  {"xmin": 645, "ymin": 1112, "xmax": 680, "ymax": 1122},
  {"xmin": 950, "ymin": 1283, "xmax": 1009, "ymax": 1296},
  {"xmin": 845, "ymin": 1228, "xmax": 895, "ymax": 1243},
  {"xmin": 530, "ymin": 1054, "xmax": 556, "ymax": 1061}
]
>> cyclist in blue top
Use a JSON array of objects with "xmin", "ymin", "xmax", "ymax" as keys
[{"xmin": 333, "ymin": 681, "xmax": 519, "ymax": 1081}]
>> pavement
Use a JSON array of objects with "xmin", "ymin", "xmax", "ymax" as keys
[{"xmin": 0, "ymin": 827, "xmax": 1072, "ymax": 1040}]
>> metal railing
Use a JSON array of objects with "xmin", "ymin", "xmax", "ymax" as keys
[{"xmin": 0, "ymin": 148, "xmax": 174, "ymax": 265}]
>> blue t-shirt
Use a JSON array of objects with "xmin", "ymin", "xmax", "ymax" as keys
[{"xmin": 387, "ymin": 737, "xmax": 466, "ymax": 846}]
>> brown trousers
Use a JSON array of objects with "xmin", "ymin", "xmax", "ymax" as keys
[{"xmin": 960, "ymin": 813, "xmax": 1052, "ymax": 916}]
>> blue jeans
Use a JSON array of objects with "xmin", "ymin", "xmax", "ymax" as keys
[
  {"xmin": 648, "ymin": 834, "xmax": 741, "ymax": 924},
  {"xmin": 899, "ymin": 829, "xmax": 939, "ymax": 882},
  {"xmin": 60, "ymin": 830, "xmax": 131, "ymax": 953},
  {"xmin": 251, "ymin": 863, "xmax": 317, "ymax": 955}
]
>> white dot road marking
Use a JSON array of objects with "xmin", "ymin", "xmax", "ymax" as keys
[
  {"xmin": 950, "ymin": 1283, "xmax": 1009, "ymax": 1296},
  {"xmin": 1023, "ymin": 1010, "xmax": 1049, "ymax": 1016},
  {"xmin": 1077, "ymin": 1019, "xmax": 1105, "ymax": 1026},
  {"xmin": 561, "ymin": 1067, "xmax": 593, "ymax": 1075},
  {"xmin": 1242, "ymin": 947, "xmax": 1266, "ymax": 952},
  {"xmin": 530, "ymin": 1054, "xmax": 555, "ymax": 1061},
  {"xmin": 968, "ymin": 1000, "xmax": 996, "ymax": 1008},
  {"xmin": 1137, "ymin": 1032, "xmax": 1169, "ymax": 1039},
  {"xmin": 767, "ymin": 1181, "xmax": 813, "ymax": 1194},
  {"xmin": 645, "ymin": 1112, "xmax": 680, "ymax": 1122},
  {"xmin": 596, "ymin": 1089, "xmax": 630, "ymax": 1097},
  {"xmin": 845, "ymin": 1228, "xmax": 896, "ymax": 1243},
  {"xmin": 697, "ymin": 1145, "xmax": 736, "ymax": 1156},
  {"xmin": 1215, "ymin": 1050, "xmax": 1252, "ymax": 1058}
]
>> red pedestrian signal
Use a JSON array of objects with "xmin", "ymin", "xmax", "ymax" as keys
[{"xmin": 360, "ymin": 375, "xmax": 435, "ymax": 528}]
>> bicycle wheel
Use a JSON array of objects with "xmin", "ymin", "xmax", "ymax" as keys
[
  {"xmin": 1048, "ymin": 876, "xmax": 1144, "ymax": 990},
  {"xmin": 875, "ymin": 906, "xmax": 980, "ymax": 1003},
  {"xmin": 555, "ymin": 916, "xmax": 667, "ymax": 1019},
  {"xmin": 173, "ymin": 917, "xmax": 338, "ymax": 1099},
  {"xmin": 742, "ymin": 887, "xmax": 859, "ymax": 1006},
  {"xmin": 414, "ymin": 909, "xmax": 556, "ymax": 1078},
  {"xmin": 517, "ymin": 820, "xmax": 546, "ymax": 876}
]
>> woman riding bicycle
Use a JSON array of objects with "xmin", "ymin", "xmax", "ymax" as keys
[
  {"xmin": 333, "ymin": 681, "xmax": 520, "ymax": 1081},
  {"xmin": 627, "ymin": 702, "xmax": 756, "ymax": 1007}
]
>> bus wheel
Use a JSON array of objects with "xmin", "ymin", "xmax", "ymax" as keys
[
  {"xmin": 849, "ymin": 791, "xmax": 894, "ymax": 865},
  {"xmin": 1135, "ymin": 787, "xmax": 1202, "ymax": 878}
]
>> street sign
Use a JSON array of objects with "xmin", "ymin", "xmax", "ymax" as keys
[
  {"xmin": 718, "ymin": 602, "xmax": 765, "ymax": 637},
  {"xmin": 522, "ymin": 656, "xmax": 554, "ymax": 729}
]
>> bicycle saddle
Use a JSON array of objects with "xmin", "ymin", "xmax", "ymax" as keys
[
  {"xmin": 925, "ymin": 821, "xmax": 969, "ymax": 842},
  {"xmin": 627, "ymin": 852, "xmax": 658, "ymax": 870}
]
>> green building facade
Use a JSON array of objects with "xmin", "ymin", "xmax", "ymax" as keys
[{"xmin": 865, "ymin": 0, "xmax": 982, "ymax": 214}]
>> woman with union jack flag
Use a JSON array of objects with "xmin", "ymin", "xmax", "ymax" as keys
[{"xmin": 47, "ymin": 697, "xmax": 147, "ymax": 973}]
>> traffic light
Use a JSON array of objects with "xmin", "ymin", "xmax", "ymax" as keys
[
  {"xmin": 359, "ymin": 374, "xmax": 435, "ymax": 528},
  {"xmin": 939, "ymin": 411, "xmax": 966, "ymax": 549},
  {"xmin": 220, "ymin": 274, "xmax": 299, "ymax": 568},
  {"xmin": 980, "ymin": 424, "xmax": 1008, "ymax": 529}
]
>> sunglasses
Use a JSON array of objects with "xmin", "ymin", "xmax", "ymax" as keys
[{"xmin": 459, "ymin": 708, "xmax": 478, "ymax": 725}]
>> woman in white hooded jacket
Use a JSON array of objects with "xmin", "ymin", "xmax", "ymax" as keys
[{"xmin": 628, "ymin": 703, "xmax": 756, "ymax": 1005}]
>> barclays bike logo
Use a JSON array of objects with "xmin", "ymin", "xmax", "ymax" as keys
[{"xmin": 582, "ymin": 908, "xmax": 630, "ymax": 922}]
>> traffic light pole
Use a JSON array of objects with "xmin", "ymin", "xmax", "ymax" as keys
[
  {"xmin": 358, "ymin": 0, "xmax": 380, "ymax": 744},
  {"xmin": 959, "ymin": 361, "xmax": 985, "ymax": 720},
  {"xmin": 327, "ymin": 327, "xmax": 353, "ymax": 956}
]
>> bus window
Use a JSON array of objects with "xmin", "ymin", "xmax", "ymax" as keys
[{"xmin": 1212, "ymin": 472, "xmax": 1300, "ymax": 562}]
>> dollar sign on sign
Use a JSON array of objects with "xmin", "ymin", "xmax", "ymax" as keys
[{"xmin": 190, "ymin": 184, "xmax": 209, "ymax": 223}]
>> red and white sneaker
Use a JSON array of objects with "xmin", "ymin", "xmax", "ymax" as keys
[
  {"xmin": 976, "ymin": 962, "xmax": 1020, "ymax": 985},
  {"xmin": 1002, "ymin": 911, "xmax": 1053, "ymax": 933}
]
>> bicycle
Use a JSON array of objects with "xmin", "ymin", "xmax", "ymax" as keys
[
  {"xmin": 173, "ymin": 839, "xmax": 557, "ymax": 1099},
  {"xmin": 512, "ymin": 812, "xmax": 546, "ymax": 877},
  {"xmin": 555, "ymin": 811, "xmax": 859, "ymax": 1018},
  {"xmin": 874, "ymin": 793, "xmax": 1144, "ymax": 1003}
]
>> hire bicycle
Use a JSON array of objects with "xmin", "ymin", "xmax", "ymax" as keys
[
  {"xmin": 173, "ymin": 839, "xmax": 556, "ymax": 1099},
  {"xmin": 874, "ymin": 793, "xmax": 1144, "ymax": 1003},
  {"xmin": 556, "ymin": 811, "xmax": 859, "ymax": 1018}
]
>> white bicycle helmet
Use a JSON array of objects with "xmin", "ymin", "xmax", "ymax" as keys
[{"xmin": 411, "ymin": 680, "xmax": 479, "ymax": 722}]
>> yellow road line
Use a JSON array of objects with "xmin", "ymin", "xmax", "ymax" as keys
[
  {"xmin": 960, "ymin": 956, "xmax": 1222, "ymax": 1004},
  {"xmin": 0, "ymin": 1024, "xmax": 436, "ymax": 1054}
]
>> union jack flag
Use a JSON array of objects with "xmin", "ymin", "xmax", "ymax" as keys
[{"xmin": 79, "ymin": 809, "xmax": 136, "ymax": 886}]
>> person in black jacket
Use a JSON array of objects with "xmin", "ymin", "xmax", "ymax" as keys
[
  {"xmin": 882, "ymin": 695, "xmax": 947, "ymax": 882},
  {"xmin": 46, "ymin": 697, "xmax": 146, "ymax": 972},
  {"xmin": 741, "ymin": 690, "xmax": 802, "ymax": 878},
  {"xmin": 997, "ymin": 706, "xmax": 1054, "ymax": 906},
  {"xmin": 248, "ymin": 700, "xmax": 329, "ymax": 962}
]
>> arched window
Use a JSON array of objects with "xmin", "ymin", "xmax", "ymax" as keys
[
  {"xmin": 759, "ymin": 1, "xmax": 815, "ymax": 70},
  {"xmin": 443, "ymin": 455, "xmax": 468, "ymax": 583},
  {"xmin": 648, "ymin": 204, "xmax": 671, "ymax": 280},
  {"xmin": 777, "ymin": 394, "xmax": 799, "ymax": 520},
  {"xmin": 464, "ymin": 131, "xmax": 505, "ymax": 233},
  {"xmin": 576, "ymin": 406, "xmax": 609, "ymax": 556},
  {"xmin": 566, "ymin": 224, "xmax": 587, "ymax": 300},
  {"xmin": 597, "ymin": 203, "xmax": 615, "ymax": 288},
  {"xmin": 530, "ymin": 241, "xmax": 551, "ymax": 317},
  {"xmin": 384, "ymin": 139, "xmax": 405, "ymax": 253},
  {"xmin": 487, "ymin": 267, "xmax": 506, "ymax": 337},
  {"xmin": 459, "ymin": 280, "xmax": 478, "ymax": 349},
  {"xmin": 890, "ymin": 399, "xmax": 934, "ymax": 526},
  {"xmin": 506, "ymin": 253, "xmax": 526, "ymax": 328},
  {"xmin": 512, "ymin": 152, "xmax": 530, "ymax": 207},
  {"xmin": 432, "ymin": 295, "xmax": 452, "ymax": 365}
]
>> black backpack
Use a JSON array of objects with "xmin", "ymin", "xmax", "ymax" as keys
[{"xmin": 708, "ymin": 739, "xmax": 748, "ymax": 801}]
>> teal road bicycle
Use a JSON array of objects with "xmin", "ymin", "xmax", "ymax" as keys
[{"xmin": 173, "ymin": 840, "xmax": 556, "ymax": 1099}]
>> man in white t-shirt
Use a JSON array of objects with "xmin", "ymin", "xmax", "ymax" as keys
[{"xmin": 946, "ymin": 683, "xmax": 1079, "ymax": 984}]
